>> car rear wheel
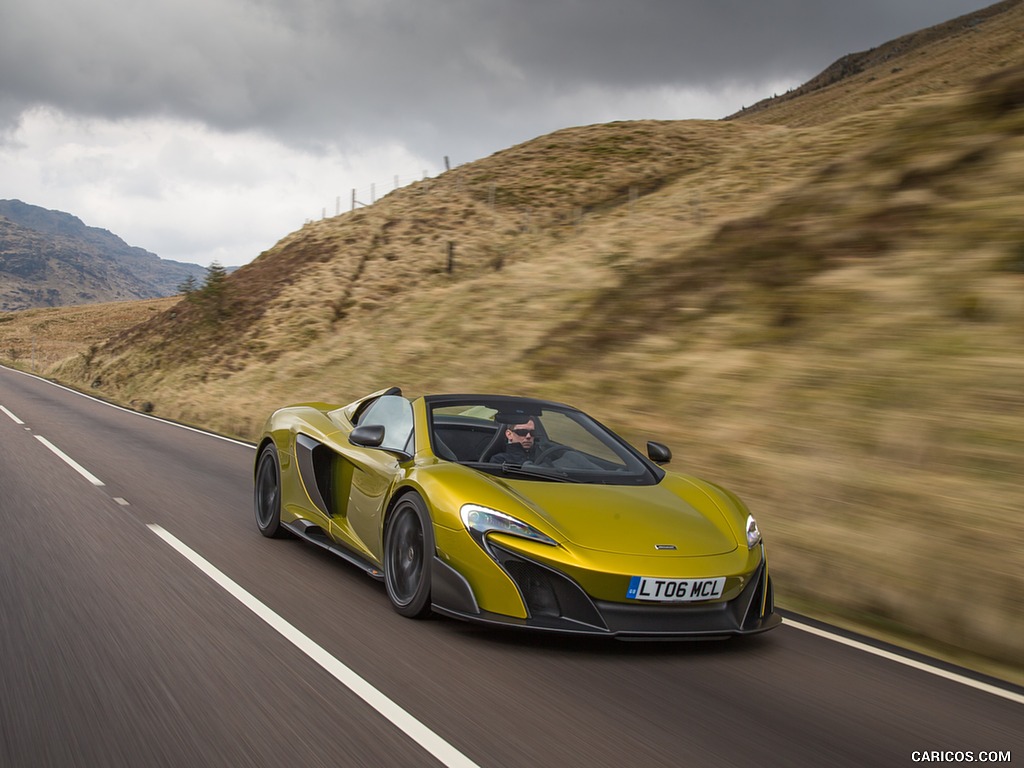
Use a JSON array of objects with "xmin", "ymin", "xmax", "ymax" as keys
[
  {"xmin": 254, "ymin": 443, "xmax": 288, "ymax": 538},
  {"xmin": 384, "ymin": 494, "xmax": 433, "ymax": 618}
]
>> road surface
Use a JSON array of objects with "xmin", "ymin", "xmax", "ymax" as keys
[{"xmin": 1, "ymin": 365, "xmax": 1019, "ymax": 768}]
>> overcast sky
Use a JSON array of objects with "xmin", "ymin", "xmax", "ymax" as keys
[{"xmin": 0, "ymin": 0, "xmax": 991, "ymax": 267}]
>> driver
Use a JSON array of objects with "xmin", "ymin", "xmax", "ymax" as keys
[{"xmin": 489, "ymin": 418, "xmax": 543, "ymax": 464}]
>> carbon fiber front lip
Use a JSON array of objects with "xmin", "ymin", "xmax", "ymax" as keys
[
  {"xmin": 430, "ymin": 550, "xmax": 781, "ymax": 638},
  {"xmin": 430, "ymin": 603, "xmax": 781, "ymax": 638}
]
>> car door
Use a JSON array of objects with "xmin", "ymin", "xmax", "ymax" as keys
[{"xmin": 329, "ymin": 394, "xmax": 414, "ymax": 563}]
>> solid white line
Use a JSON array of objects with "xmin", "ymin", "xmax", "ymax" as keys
[
  {"xmin": 147, "ymin": 525, "xmax": 482, "ymax": 768},
  {"xmin": 34, "ymin": 435, "xmax": 106, "ymax": 486},
  {"xmin": 0, "ymin": 365, "xmax": 255, "ymax": 449},
  {"xmin": 783, "ymin": 617, "xmax": 1024, "ymax": 706},
  {"xmin": 1, "ymin": 405, "xmax": 25, "ymax": 425}
]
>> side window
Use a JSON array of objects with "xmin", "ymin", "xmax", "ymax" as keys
[{"xmin": 357, "ymin": 395, "xmax": 414, "ymax": 453}]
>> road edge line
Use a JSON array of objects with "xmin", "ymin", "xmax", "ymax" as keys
[{"xmin": 783, "ymin": 617, "xmax": 1024, "ymax": 705}]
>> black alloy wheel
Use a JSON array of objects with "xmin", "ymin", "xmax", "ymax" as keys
[
  {"xmin": 254, "ymin": 444, "xmax": 288, "ymax": 538},
  {"xmin": 384, "ymin": 494, "xmax": 434, "ymax": 618}
]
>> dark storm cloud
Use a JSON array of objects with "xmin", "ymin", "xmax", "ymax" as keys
[{"xmin": 0, "ymin": 0, "xmax": 992, "ymax": 158}]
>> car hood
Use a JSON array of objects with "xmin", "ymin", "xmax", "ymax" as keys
[{"xmin": 502, "ymin": 476, "xmax": 739, "ymax": 557}]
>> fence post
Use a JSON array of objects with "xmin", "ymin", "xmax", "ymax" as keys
[{"xmin": 447, "ymin": 242, "xmax": 455, "ymax": 274}]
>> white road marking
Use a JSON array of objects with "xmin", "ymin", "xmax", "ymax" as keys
[
  {"xmin": 147, "ymin": 525, "xmax": 482, "ymax": 768},
  {"xmin": 784, "ymin": 617, "xmax": 1024, "ymax": 705},
  {"xmin": 2, "ymin": 366, "xmax": 255, "ymax": 449},
  {"xmin": 1, "ymin": 405, "xmax": 25, "ymax": 424},
  {"xmin": 34, "ymin": 435, "xmax": 106, "ymax": 486},
  {"xmin": 4, "ymin": 365, "xmax": 1020, "ymax": 705},
  {"xmin": 114, "ymin": 497, "xmax": 130, "ymax": 506}
]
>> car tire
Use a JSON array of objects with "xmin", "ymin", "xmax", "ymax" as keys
[
  {"xmin": 384, "ymin": 494, "xmax": 434, "ymax": 619},
  {"xmin": 254, "ymin": 443, "xmax": 289, "ymax": 538}
]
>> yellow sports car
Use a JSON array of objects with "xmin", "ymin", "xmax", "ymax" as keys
[{"xmin": 254, "ymin": 387, "xmax": 780, "ymax": 638}]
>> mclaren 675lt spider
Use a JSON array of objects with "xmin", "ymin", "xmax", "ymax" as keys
[{"xmin": 253, "ymin": 387, "xmax": 780, "ymax": 638}]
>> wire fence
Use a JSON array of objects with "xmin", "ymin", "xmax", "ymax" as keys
[
  {"xmin": 308, "ymin": 162, "xmax": 705, "ymax": 231},
  {"xmin": 308, "ymin": 159, "xmax": 464, "ymax": 222},
  {"xmin": 312, "ymin": 172, "xmax": 433, "ymax": 220}
]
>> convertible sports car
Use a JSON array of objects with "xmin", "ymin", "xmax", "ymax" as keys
[{"xmin": 254, "ymin": 387, "xmax": 780, "ymax": 638}]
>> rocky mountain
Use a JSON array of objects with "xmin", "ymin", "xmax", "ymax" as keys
[{"xmin": 0, "ymin": 199, "xmax": 206, "ymax": 311}]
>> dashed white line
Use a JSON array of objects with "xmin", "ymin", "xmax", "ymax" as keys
[
  {"xmin": 1, "ymin": 405, "xmax": 25, "ymax": 425},
  {"xmin": 34, "ymin": 435, "xmax": 106, "ymax": 487},
  {"xmin": 147, "ymin": 525, "xmax": 482, "ymax": 768}
]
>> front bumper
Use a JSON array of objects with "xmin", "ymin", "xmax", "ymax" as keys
[{"xmin": 430, "ymin": 544, "xmax": 781, "ymax": 638}]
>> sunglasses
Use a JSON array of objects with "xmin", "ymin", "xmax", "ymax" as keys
[{"xmin": 509, "ymin": 428, "xmax": 535, "ymax": 436}]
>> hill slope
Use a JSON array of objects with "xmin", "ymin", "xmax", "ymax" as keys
[
  {"xmin": 729, "ymin": 0, "xmax": 1023, "ymax": 126},
  {"xmin": 0, "ymin": 200, "xmax": 206, "ymax": 310},
  {"xmin": 26, "ymin": 1, "xmax": 1024, "ymax": 673}
]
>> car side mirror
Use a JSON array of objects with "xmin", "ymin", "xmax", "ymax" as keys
[
  {"xmin": 350, "ymin": 424, "xmax": 385, "ymax": 448},
  {"xmin": 647, "ymin": 441, "xmax": 672, "ymax": 465}
]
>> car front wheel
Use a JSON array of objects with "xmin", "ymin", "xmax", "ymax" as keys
[
  {"xmin": 384, "ymin": 494, "xmax": 434, "ymax": 618},
  {"xmin": 254, "ymin": 443, "xmax": 288, "ymax": 538}
]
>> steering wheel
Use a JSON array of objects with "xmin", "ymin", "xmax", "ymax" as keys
[{"xmin": 532, "ymin": 444, "xmax": 571, "ymax": 465}]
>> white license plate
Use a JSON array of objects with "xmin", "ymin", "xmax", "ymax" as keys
[{"xmin": 626, "ymin": 576, "xmax": 726, "ymax": 602}]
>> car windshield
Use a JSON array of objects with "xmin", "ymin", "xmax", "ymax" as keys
[{"xmin": 426, "ymin": 396, "xmax": 660, "ymax": 485}]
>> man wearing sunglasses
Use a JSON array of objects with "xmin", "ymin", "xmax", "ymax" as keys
[
  {"xmin": 489, "ymin": 414, "xmax": 602, "ymax": 470},
  {"xmin": 489, "ymin": 418, "xmax": 543, "ymax": 465}
]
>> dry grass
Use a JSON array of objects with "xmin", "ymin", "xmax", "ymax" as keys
[
  {"xmin": 731, "ymin": 0, "xmax": 1024, "ymax": 127},
  {"xmin": 0, "ymin": 298, "xmax": 177, "ymax": 376},
  {"xmin": 3, "ymin": 3, "xmax": 1023, "ymax": 681}
]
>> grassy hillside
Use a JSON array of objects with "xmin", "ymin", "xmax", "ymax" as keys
[
  {"xmin": 730, "ymin": 0, "xmax": 1024, "ymax": 126},
  {"xmin": 4, "ymin": 1, "xmax": 1022, "ymax": 677},
  {"xmin": 0, "ymin": 297, "xmax": 176, "ymax": 380}
]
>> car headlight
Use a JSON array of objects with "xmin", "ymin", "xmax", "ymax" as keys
[
  {"xmin": 460, "ymin": 504, "xmax": 557, "ymax": 546},
  {"xmin": 745, "ymin": 514, "xmax": 762, "ymax": 549}
]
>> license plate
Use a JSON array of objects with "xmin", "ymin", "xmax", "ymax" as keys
[{"xmin": 626, "ymin": 576, "xmax": 725, "ymax": 602}]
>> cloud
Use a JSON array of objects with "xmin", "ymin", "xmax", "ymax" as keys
[
  {"xmin": 3, "ymin": 0, "xmax": 987, "ymax": 155},
  {"xmin": 1, "ymin": 107, "xmax": 433, "ymax": 266}
]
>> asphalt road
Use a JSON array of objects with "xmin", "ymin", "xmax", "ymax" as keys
[{"xmin": 1, "ymin": 365, "xmax": 1020, "ymax": 768}]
